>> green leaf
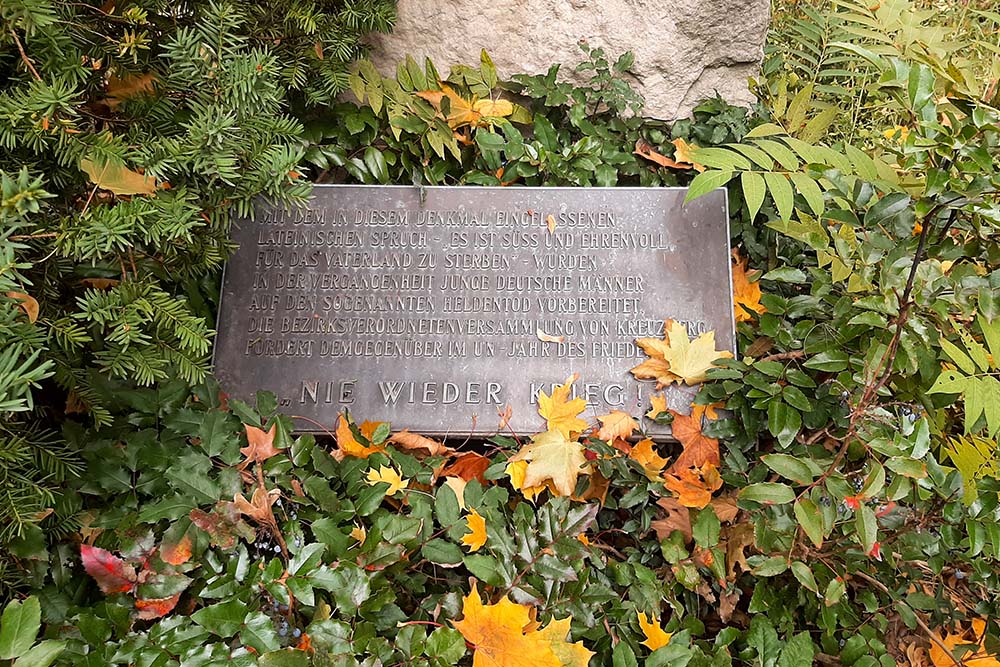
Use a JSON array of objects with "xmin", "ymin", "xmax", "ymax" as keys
[
  {"xmin": 791, "ymin": 561, "xmax": 819, "ymax": 592},
  {"xmin": 745, "ymin": 123, "xmax": 787, "ymax": 139},
  {"xmin": 191, "ymin": 599, "xmax": 247, "ymax": 637},
  {"xmin": 767, "ymin": 401, "xmax": 801, "ymax": 448},
  {"xmin": 740, "ymin": 482, "xmax": 796, "ymax": 505},
  {"xmin": 742, "ymin": 171, "xmax": 767, "ymax": 221},
  {"xmin": 309, "ymin": 564, "xmax": 371, "ymax": 614},
  {"xmin": 257, "ymin": 649, "xmax": 310, "ymax": 667},
  {"xmin": 855, "ymin": 505, "xmax": 878, "ymax": 553},
  {"xmin": 864, "ymin": 192, "xmax": 911, "ymax": 233},
  {"xmin": 752, "ymin": 556, "xmax": 789, "ymax": 576},
  {"xmin": 803, "ymin": 351, "xmax": 849, "ymax": 372},
  {"xmin": 763, "ymin": 171, "xmax": 795, "ymax": 221},
  {"xmin": 422, "ymin": 539, "xmax": 464, "ymax": 566},
  {"xmin": 690, "ymin": 147, "xmax": 752, "ymax": 170},
  {"xmin": 762, "ymin": 267, "xmax": 807, "ymax": 283},
  {"xmin": 242, "ymin": 612, "xmax": 281, "ymax": 655},
  {"xmin": 755, "ymin": 139, "xmax": 800, "ymax": 171},
  {"xmin": 692, "ymin": 508, "xmax": 721, "ymax": 548},
  {"xmin": 425, "ymin": 627, "xmax": 467, "ymax": 663},
  {"xmin": 762, "ymin": 454, "xmax": 815, "ymax": 485},
  {"xmin": 824, "ymin": 577, "xmax": 846, "ymax": 606},
  {"xmin": 684, "ymin": 170, "xmax": 734, "ymax": 203},
  {"xmin": 789, "ymin": 172, "xmax": 824, "ymax": 217},
  {"xmin": 979, "ymin": 313, "xmax": 1000, "ymax": 366},
  {"xmin": 778, "ymin": 632, "xmax": 815, "ymax": 667},
  {"xmin": 794, "ymin": 499, "xmax": 825, "ymax": 547},
  {"xmin": 0, "ymin": 597, "xmax": 41, "ymax": 660},
  {"xmin": 9, "ymin": 640, "xmax": 64, "ymax": 667},
  {"xmin": 612, "ymin": 640, "xmax": 638, "ymax": 667}
]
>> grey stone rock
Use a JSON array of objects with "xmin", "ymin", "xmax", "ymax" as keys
[{"xmin": 367, "ymin": 0, "xmax": 769, "ymax": 120}]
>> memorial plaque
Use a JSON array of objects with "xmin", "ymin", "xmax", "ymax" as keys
[{"xmin": 214, "ymin": 185, "xmax": 735, "ymax": 437}]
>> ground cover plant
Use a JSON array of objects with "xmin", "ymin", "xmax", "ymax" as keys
[{"xmin": 2, "ymin": 0, "xmax": 1000, "ymax": 665}]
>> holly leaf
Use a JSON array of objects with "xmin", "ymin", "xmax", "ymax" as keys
[
  {"xmin": 668, "ymin": 409, "xmax": 720, "ymax": 471},
  {"xmin": 538, "ymin": 375, "xmax": 587, "ymax": 437},
  {"xmin": 637, "ymin": 611, "xmax": 673, "ymax": 651},
  {"xmin": 460, "ymin": 509, "xmax": 487, "ymax": 552},
  {"xmin": 452, "ymin": 583, "xmax": 562, "ymax": 667},
  {"xmin": 80, "ymin": 545, "xmax": 137, "ymax": 594},
  {"xmin": 509, "ymin": 430, "xmax": 590, "ymax": 497}
]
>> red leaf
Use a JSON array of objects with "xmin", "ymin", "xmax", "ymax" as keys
[
  {"xmin": 160, "ymin": 534, "xmax": 192, "ymax": 565},
  {"xmin": 135, "ymin": 593, "xmax": 181, "ymax": 620},
  {"xmin": 81, "ymin": 545, "xmax": 137, "ymax": 594}
]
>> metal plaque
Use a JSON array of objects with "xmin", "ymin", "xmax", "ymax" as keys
[{"xmin": 214, "ymin": 185, "xmax": 734, "ymax": 437}]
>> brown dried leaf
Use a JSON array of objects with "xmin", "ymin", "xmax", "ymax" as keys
[
  {"xmin": 240, "ymin": 423, "xmax": 281, "ymax": 465},
  {"xmin": 441, "ymin": 451, "xmax": 491, "ymax": 483},
  {"xmin": 389, "ymin": 429, "xmax": 451, "ymax": 457},
  {"xmin": 652, "ymin": 496, "xmax": 692, "ymax": 543},
  {"xmin": 6, "ymin": 291, "xmax": 39, "ymax": 322}
]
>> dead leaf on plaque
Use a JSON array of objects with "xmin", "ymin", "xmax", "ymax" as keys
[{"xmin": 536, "ymin": 328, "xmax": 566, "ymax": 344}]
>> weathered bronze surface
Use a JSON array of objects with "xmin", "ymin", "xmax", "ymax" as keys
[{"xmin": 214, "ymin": 185, "xmax": 735, "ymax": 437}]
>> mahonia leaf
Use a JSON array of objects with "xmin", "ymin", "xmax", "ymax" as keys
[{"xmin": 80, "ymin": 545, "xmax": 137, "ymax": 594}]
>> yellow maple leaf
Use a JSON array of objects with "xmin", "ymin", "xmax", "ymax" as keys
[
  {"xmin": 637, "ymin": 611, "xmax": 673, "ymax": 651},
  {"xmin": 473, "ymin": 98, "xmax": 514, "ymax": 117},
  {"xmin": 453, "ymin": 584, "xmax": 562, "ymax": 667},
  {"xmin": 732, "ymin": 253, "xmax": 766, "ymax": 323},
  {"xmin": 537, "ymin": 616, "xmax": 595, "ymax": 667},
  {"xmin": 632, "ymin": 320, "xmax": 733, "ymax": 387},
  {"xmin": 671, "ymin": 138, "xmax": 705, "ymax": 172},
  {"xmin": 596, "ymin": 410, "xmax": 638, "ymax": 443},
  {"xmin": 505, "ymin": 460, "xmax": 548, "ymax": 502},
  {"xmin": 629, "ymin": 438, "xmax": 669, "ymax": 480},
  {"xmin": 416, "ymin": 84, "xmax": 481, "ymax": 129},
  {"xmin": 365, "ymin": 465, "xmax": 409, "ymax": 496},
  {"xmin": 646, "ymin": 393, "xmax": 668, "ymax": 420},
  {"xmin": 444, "ymin": 476, "xmax": 468, "ymax": 510},
  {"xmin": 79, "ymin": 158, "xmax": 158, "ymax": 196},
  {"xmin": 461, "ymin": 509, "xmax": 488, "ymax": 552},
  {"xmin": 538, "ymin": 375, "xmax": 588, "ymax": 437},
  {"xmin": 930, "ymin": 619, "xmax": 1000, "ymax": 666},
  {"xmin": 350, "ymin": 523, "xmax": 367, "ymax": 543},
  {"xmin": 509, "ymin": 430, "xmax": 591, "ymax": 497},
  {"xmin": 334, "ymin": 415, "xmax": 386, "ymax": 459},
  {"xmin": 663, "ymin": 463, "xmax": 723, "ymax": 509}
]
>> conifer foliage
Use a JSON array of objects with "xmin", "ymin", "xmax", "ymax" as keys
[{"xmin": 0, "ymin": 0, "xmax": 395, "ymax": 564}]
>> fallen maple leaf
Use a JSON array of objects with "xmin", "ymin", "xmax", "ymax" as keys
[
  {"xmin": 709, "ymin": 495, "xmax": 740, "ymax": 523},
  {"xmin": 81, "ymin": 545, "xmax": 137, "ymax": 594},
  {"xmin": 637, "ymin": 611, "xmax": 673, "ymax": 651},
  {"xmin": 663, "ymin": 463, "xmax": 723, "ymax": 509},
  {"xmin": 453, "ymin": 584, "xmax": 579, "ymax": 667},
  {"xmin": 509, "ymin": 430, "xmax": 591, "ymax": 497},
  {"xmin": 389, "ymin": 430, "xmax": 451, "ymax": 457},
  {"xmin": 538, "ymin": 375, "xmax": 588, "ymax": 438},
  {"xmin": 473, "ymin": 98, "xmax": 514, "ymax": 117},
  {"xmin": 671, "ymin": 138, "xmax": 705, "ymax": 172},
  {"xmin": 732, "ymin": 253, "xmax": 766, "ymax": 323},
  {"xmin": 105, "ymin": 72, "xmax": 157, "ymax": 109},
  {"xmin": 366, "ymin": 465, "xmax": 409, "ymax": 496},
  {"xmin": 461, "ymin": 509, "xmax": 488, "ymax": 552},
  {"xmin": 722, "ymin": 522, "xmax": 754, "ymax": 581},
  {"xmin": 350, "ymin": 523, "xmax": 367, "ymax": 543},
  {"xmin": 652, "ymin": 496, "xmax": 692, "ymax": 543},
  {"xmin": 668, "ymin": 409, "xmax": 720, "ymax": 472},
  {"xmin": 536, "ymin": 328, "xmax": 565, "ymax": 344},
  {"xmin": 79, "ymin": 157, "xmax": 158, "ymax": 196},
  {"xmin": 632, "ymin": 320, "xmax": 733, "ymax": 387},
  {"xmin": 930, "ymin": 619, "xmax": 1000, "ymax": 667},
  {"xmin": 135, "ymin": 593, "xmax": 181, "ymax": 620},
  {"xmin": 443, "ymin": 476, "xmax": 468, "ymax": 509},
  {"xmin": 233, "ymin": 485, "xmax": 280, "ymax": 525},
  {"xmin": 6, "ymin": 291, "xmax": 39, "ymax": 323},
  {"xmin": 646, "ymin": 393, "xmax": 668, "ymax": 420},
  {"xmin": 537, "ymin": 616, "xmax": 595, "ymax": 667},
  {"xmin": 505, "ymin": 459, "xmax": 548, "ymax": 502},
  {"xmin": 416, "ymin": 84, "xmax": 481, "ymax": 129},
  {"xmin": 441, "ymin": 451, "xmax": 491, "ymax": 483},
  {"xmin": 596, "ymin": 410, "xmax": 638, "ymax": 443},
  {"xmin": 240, "ymin": 423, "xmax": 281, "ymax": 465},
  {"xmin": 630, "ymin": 438, "xmax": 670, "ymax": 480},
  {"xmin": 334, "ymin": 415, "xmax": 386, "ymax": 459}
]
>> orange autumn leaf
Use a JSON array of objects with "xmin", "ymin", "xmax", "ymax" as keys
[
  {"xmin": 637, "ymin": 611, "xmax": 673, "ymax": 651},
  {"xmin": 663, "ymin": 463, "xmax": 723, "ymax": 509},
  {"xmin": 629, "ymin": 438, "xmax": 670, "ymax": 480},
  {"xmin": 646, "ymin": 393, "xmax": 668, "ymax": 420},
  {"xmin": 652, "ymin": 496, "xmax": 692, "ymax": 543},
  {"xmin": 634, "ymin": 138, "xmax": 704, "ymax": 172},
  {"xmin": 105, "ymin": 72, "xmax": 157, "ymax": 109},
  {"xmin": 441, "ymin": 451, "xmax": 491, "ymax": 483},
  {"xmin": 416, "ymin": 84, "xmax": 482, "ymax": 129},
  {"xmin": 160, "ymin": 534, "xmax": 192, "ymax": 565},
  {"xmin": 595, "ymin": 410, "xmax": 638, "ymax": 443},
  {"xmin": 671, "ymin": 138, "xmax": 705, "ymax": 172},
  {"xmin": 240, "ymin": 423, "xmax": 281, "ymax": 465},
  {"xmin": 5, "ymin": 291, "xmax": 39, "ymax": 323},
  {"xmin": 389, "ymin": 429, "xmax": 451, "ymax": 457},
  {"xmin": 461, "ymin": 509, "xmax": 488, "ymax": 552},
  {"xmin": 233, "ymin": 485, "xmax": 280, "ymax": 525},
  {"xmin": 632, "ymin": 320, "xmax": 733, "ymax": 387},
  {"xmin": 668, "ymin": 409, "xmax": 720, "ymax": 472},
  {"xmin": 135, "ymin": 593, "xmax": 181, "ymax": 620},
  {"xmin": 732, "ymin": 253, "xmax": 766, "ymax": 323},
  {"xmin": 538, "ymin": 374, "xmax": 588, "ymax": 437},
  {"xmin": 930, "ymin": 619, "xmax": 1000, "ymax": 667},
  {"xmin": 334, "ymin": 415, "xmax": 386, "ymax": 459}
]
